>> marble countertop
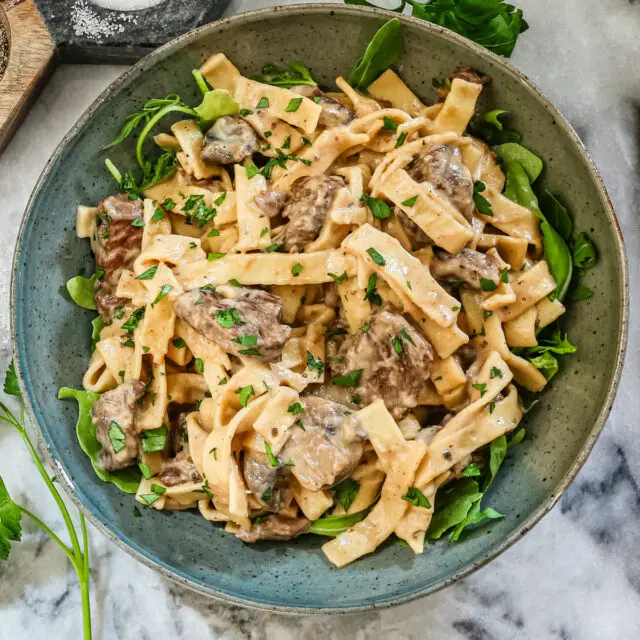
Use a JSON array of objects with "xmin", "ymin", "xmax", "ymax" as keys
[{"xmin": 1, "ymin": 0, "xmax": 639, "ymax": 638}]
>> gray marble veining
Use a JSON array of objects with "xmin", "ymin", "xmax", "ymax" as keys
[{"xmin": 0, "ymin": 0, "xmax": 639, "ymax": 638}]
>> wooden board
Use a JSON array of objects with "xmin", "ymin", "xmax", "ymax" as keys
[{"xmin": 0, "ymin": 0, "xmax": 56, "ymax": 153}]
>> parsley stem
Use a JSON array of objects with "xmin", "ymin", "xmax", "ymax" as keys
[
  {"xmin": 80, "ymin": 513, "xmax": 92, "ymax": 640},
  {"xmin": 18, "ymin": 506, "xmax": 79, "ymax": 568},
  {"xmin": 18, "ymin": 428, "xmax": 84, "ymax": 565},
  {"xmin": 136, "ymin": 103, "xmax": 197, "ymax": 171},
  {"xmin": 192, "ymin": 69, "xmax": 210, "ymax": 96}
]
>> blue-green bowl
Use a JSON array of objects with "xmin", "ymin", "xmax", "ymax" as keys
[{"xmin": 11, "ymin": 4, "xmax": 628, "ymax": 612}]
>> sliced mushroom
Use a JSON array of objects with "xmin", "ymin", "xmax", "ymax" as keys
[
  {"xmin": 290, "ymin": 85, "xmax": 356, "ymax": 128},
  {"xmin": 202, "ymin": 116, "xmax": 258, "ymax": 165},
  {"xmin": 243, "ymin": 455, "xmax": 294, "ymax": 512},
  {"xmin": 235, "ymin": 514, "xmax": 310, "ymax": 542}
]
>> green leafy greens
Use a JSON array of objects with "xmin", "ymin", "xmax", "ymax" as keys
[{"xmin": 3, "ymin": 366, "xmax": 93, "ymax": 637}]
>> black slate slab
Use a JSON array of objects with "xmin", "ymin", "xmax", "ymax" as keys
[{"xmin": 34, "ymin": 0, "xmax": 231, "ymax": 63}]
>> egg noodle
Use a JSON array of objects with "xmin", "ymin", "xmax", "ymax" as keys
[{"xmin": 69, "ymin": 49, "xmax": 569, "ymax": 568}]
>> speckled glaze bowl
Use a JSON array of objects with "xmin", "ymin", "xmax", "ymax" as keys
[{"xmin": 11, "ymin": 4, "xmax": 628, "ymax": 612}]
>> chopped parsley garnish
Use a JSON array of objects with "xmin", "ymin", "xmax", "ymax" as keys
[
  {"xmin": 472, "ymin": 382, "xmax": 488, "ymax": 397},
  {"xmin": 162, "ymin": 197, "xmax": 176, "ymax": 211},
  {"xmin": 256, "ymin": 97, "xmax": 269, "ymax": 109},
  {"xmin": 152, "ymin": 284, "xmax": 172, "ymax": 306},
  {"xmin": 194, "ymin": 358, "xmax": 204, "ymax": 373},
  {"xmin": 201, "ymin": 284, "xmax": 216, "ymax": 291},
  {"xmin": 402, "ymin": 486, "xmax": 431, "ymax": 509},
  {"xmin": 216, "ymin": 308, "xmax": 244, "ymax": 328},
  {"xmin": 260, "ymin": 227, "xmax": 269, "ymax": 237},
  {"xmin": 291, "ymin": 262, "xmax": 303, "ymax": 277},
  {"xmin": 332, "ymin": 369, "xmax": 363, "ymax": 387},
  {"xmin": 141, "ymin": 483, "xmax": 166, "ymax": 505},
  {"xmin": 122, "ymin": 307, "xmax": 145, "ymax": 332},
  {"xmin": 264, "ymin": 243, "xmax": 280, "ymax": 253},
  {"xmin": 395, "ymin": 132, "xmax": 407, "ymax": 147},
  {"xmin": 138, "ymin": 462, "xmax": 152, "ymax": 479},
  {"xmin": 201, "ymin": 479, "xmax": 213, "ymax": 499},
  {"xmin": 261, "ymin": 488, "xmax": 273, "ymax": 502},
  {"xmin": 480, "ymin": 278, "xmax": 498, "ymax": 291},
  {"xmin": 359, "ymin": 324, "xmax": 370, "ymax": 332},
  {"xmin": 210, "ymin": 447, "xmax": 218, "ymax": 460},
  {"xmin": 452, "ymin": 305, "xmax": 460, "ymax": 311},
  {"xmin": 207, "ymin": 228, "xmax": 220, "ymax": 237},
  {"xmin": 361, "ymin": 193, "xmax": 392, "ymax": 219},
  {"xmin": 281, "ymin": 135, "xmax": 291, "ymax": 149},
  {"xmin": 306, "ymin": 351, "xmax": 324, "ymax": 376},
  {"xmin": 108, "ymin": 421, "xmax": 125, "ymax": 453},
  {"xmin": 131, "ymin": 218, "xmax": 145, "ymax": 228},
  {"xmin": 500, "ymin": 268, "xmax": 510, "ymax": 283},
  {"xmin": 334, "ymin": 478, "xmax": 360, "ymax": 512},
  {"xmin": 141, "ymin": 425, "xmax": 167, "ymax": 453},
  {"xmin": 473, "ymin": 181, "xmax": 493, "ymax": 216},
  {"xmin": 288, "ymin": 402, "xmax": 304, "ymax": 415},
  {"xmin": 264, "ymin": 440, "xmax": 279, "ymax": 467},
  {"xmin": 490, "ymin": 366, "xmax": 503, "ymax": 379},
  {"xmin": 366, "ymin": 247, "xmax": 386, "ymax": 266},
  {"xmin": 182, "ymin": 194, "xmax": 204, "ymax": 213},
  {"xmin": 232, "ymin": 334, "xmax": 258, "ymax": 346},
  {"xmin": 328, "ymin": 271, "xmax": 347, "ymax": 284},
  {"xmin": 401, "ymin": 195, "xmax": 418, "ymax": 207},
  {"xmin": 229, "ymin": 279, "xmax": 242, "ymax": 287},
  {"xmin": 151, "ymin": 207, "xmax": 164, "ymax": 222},
  {"xmin": 489, "ymin": 401, "xmax": 496, "ymax": 414},
  {"xmin": 364, "ymin": 273, "xmax": 382, "ymax": 306},
  {"xmin": 240, "ymin": 108, "xmax": 253, "ymax": 116},
  {"xmin": 234, "ymin": 385, "xmax": 254, "ymax": 408},
  {"xmin": 171, "ymin": 338, "xmax": 187, "ymax": 349},
  {"xmin": 382, "ymin": 116, "xmax": 398, "ymax": 132},
  {"xmin": 391, "ymin": 336, "xmax": 404, "ymax": 356},
  {"xmin": 484, "ymin": 309, "xmax": 493, "ymax": 318},
  {"xmin": 189, "ymin": 241, "xmax": 197, "ymax": 249},
  {"xmin": 313, "ymin": 96, "xmax": 322, "ymax": 103},
  {"xmin": 400, "ymin": 328, "xmax": 414, "ymax": 344},
  {"xmin": 245, "ymin": 162, "xmax": 259, "ymax": 179},
  {"xmin": 207, "ymin": 252, "xmax": 226, "ymax": 261},
  {"xmin": 302, "ymin": 137, "xmax": 312, "ymax": 146},
  {"xmin": 136, "ymin": 265, "xmax": 158, "ymax": 280},
  {"xmin": 218, "ymin": 377, "xmax": 227, "ymax": 385},
  {"xmin": 264, "ymin": 130, "xmax": 272, "ymax": 138}
]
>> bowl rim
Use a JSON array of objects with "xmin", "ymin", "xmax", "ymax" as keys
[{"xmin": 10, "ymin": 2, "xmax": 629, "ymax": 614}]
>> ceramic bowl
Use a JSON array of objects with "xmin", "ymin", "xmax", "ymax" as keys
[{"xmin": 11, "ymin": 4, "xmax": 628, "ymax": 612}]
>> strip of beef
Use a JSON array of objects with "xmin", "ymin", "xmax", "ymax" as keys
[
  {"xmin": 202, "ymin": 116, "xmax": 258, "ymax": 165},
  {"xmin": 280, "ymin": 396, "xmax": 364, "ymax": 491},
  {"xmin": 290, "ymin": 85, "xmax": 356, "ymax": 128},
  {"xmin": 92, "ymin": 380, "xmax": 145, "ymax": 471},
  {"xmin": 158, "ymin": 410, "xmax": 203, "ymax": 487},
  {"xmin": 93, "ymin": 194, "xmax": 144, "ymax": 320},
  {"xmin": 174, "ymin": 284, "xmax": 291, "ymax": 361},
  {"xmin": 395, "ymin": 207, "xmax": 431, "ymax": 250},
  {"xmin": 253, "ymin": 190, "xmax": 288, "ymax": 218},
  {"xmin": 430, "ymin": 248, "xmax": 501, "ymax": 290},
  {"xmin": 406, "ymin": 144, "xmax": 474, "ymax": 221},
  {"xmin": 273, "ymin": 175, "xmax": 345, "ymax": 252},
  {"xmin": 243, "ymin": 455, "xmax": 294, "ymax": 512},
  {"xmin": 451, "ymin": 66, "xmax": 491, "ymax": 86},
  {"xmin": 330, "ymin": 308, "xmax": 433, "ymax": 419},
  {"xmin": 235, "ymin": 514, "xmax": 310, "ymax": 543}
]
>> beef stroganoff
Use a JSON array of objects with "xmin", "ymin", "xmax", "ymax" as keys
[{"xmin": 62, "ymin": 22, "xmax": 593, "ymax": 567}]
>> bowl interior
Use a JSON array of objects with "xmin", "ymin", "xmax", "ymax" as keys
[{"xmin": 13, "ymin": 5, "xmax": 626, "ymax": 611}]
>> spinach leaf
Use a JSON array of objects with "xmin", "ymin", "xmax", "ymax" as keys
[
  {"xmin": 572, "ymin": 232, "xmax": 598, "ymax": 272},
  {"xmin": 494, "ymin": 142, "xmax": 543, "ymax": 183},
  {"xmin": 66, "ymin": 273, "xmax": 98, "ymax": 310},
  {"xmin": 307, "ymin": 506, "xmax": 372, "ymax": 537},
  {"xmin": 427, "ymin": 478, "xmax": 483, "ymax": 540},
  {"xmin": 348, "ymin": 18, "xmax": 404, "ymax": 90},
  {"xmin": 469, "ymin": 109, "xmax": 522, "ymax": 145},
  {"xmin": 540, "ymin": 190, "xmax": 573, "ymax": 242},
  {"xmin": 58, "ymin": 388, "xmax": 141, "ymax": 493},
  {"xmin": 528, "ymin": 352, "xmax": 559, "ymax": 380},
  {"xmin": 193, "ymin": 89, "xmax": 240, "ymax": 129},
  {"xmin": 0, "ymin": 476, "xmax": 23, "ymax": 560},
  {"xmin": 252, "ymin": 61, "xmax": 318, "ymax": 88},
  {"xmin": 334, "ymin": 478, "xmax": 360, "ymax": 512}
]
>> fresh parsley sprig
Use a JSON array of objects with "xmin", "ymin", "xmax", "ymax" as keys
[{"xmin": 1, "ymin": 363, "xmax": 92, "ymax": 638}]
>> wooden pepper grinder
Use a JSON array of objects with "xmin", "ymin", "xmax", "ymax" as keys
[{"xmin": 0, "ymin": 0, "xmax": 56, "ymax": 153}]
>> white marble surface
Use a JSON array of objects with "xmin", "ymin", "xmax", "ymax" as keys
[{"xmin": 1, "ymin": 0, "xmax": 639, "ymax": 638}]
